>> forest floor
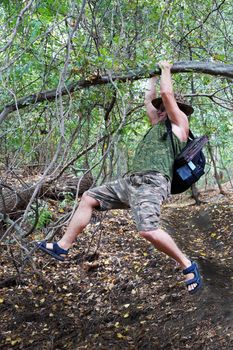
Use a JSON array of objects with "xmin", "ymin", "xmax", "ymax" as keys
[{"xmin": 0, "ymin": 187, "xmax": 233, "ymax": 350}]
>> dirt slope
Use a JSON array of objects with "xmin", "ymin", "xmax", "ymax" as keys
[{"xmin": 0, "ymin": 193, "xmax": 232, "ymax": 349}]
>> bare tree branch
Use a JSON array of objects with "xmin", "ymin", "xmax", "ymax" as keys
[{"xmin": 0, "ymin": 61, "xmax": 233, "ymax": 124}]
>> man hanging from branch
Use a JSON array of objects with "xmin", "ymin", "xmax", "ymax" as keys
[{"xmin": 38, "ymin": 61, "xmax": 202, "ymax": 295}]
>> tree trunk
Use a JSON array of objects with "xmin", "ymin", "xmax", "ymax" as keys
[
  {"xmin": 218, "ymin": 146, "xmax": 233, "ymax": 188},
  {"xmin": 207, "ymin": 145, "xmax": 225, "ymax": 194},
  {"xmin": 191, "ymin": 183, "xmax": 202, "ymax": 205},
  {"xmin": 0, "ymin": 173, "xmax": 93, "ymax": 216}
]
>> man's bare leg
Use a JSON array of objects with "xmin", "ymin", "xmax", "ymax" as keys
[
  {"xmin": 45, "ymin": 193, "xmax": 100, "ymax": 251},
  {"xmin": 139, "ymin": 228, "xmax": 197, "ymax": 292}
]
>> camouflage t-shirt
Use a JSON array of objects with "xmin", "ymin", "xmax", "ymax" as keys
[{"xmin": 131, "ymin": 120, "xmax": 187, "ymax": 180}]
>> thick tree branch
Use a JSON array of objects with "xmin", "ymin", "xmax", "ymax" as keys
[{"xmin": 0, "ymin": 61, "xmax": 233, "ymax": 124}]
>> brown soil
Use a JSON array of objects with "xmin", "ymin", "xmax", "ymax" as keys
[{"xmin": 0, "ymin": 191, "xmax": 233, "ymax": 349}]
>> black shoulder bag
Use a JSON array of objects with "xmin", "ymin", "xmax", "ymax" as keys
[{"xmin": 165, "ymin": 119, "xmax": 208, "ymax": 194}]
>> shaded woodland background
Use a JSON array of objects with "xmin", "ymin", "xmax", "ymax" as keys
[
  {"xmin": 1, "ymin": 0, "xmax": 233, "ymax": 243},
  {"xmin": 0, "ymin": 1, "xmax": 233, "ymax": 348}
]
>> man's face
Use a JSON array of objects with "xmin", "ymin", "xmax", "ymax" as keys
[{"xmin": 156, "ymin": 103, "xmax": 167, "ymax": 120}]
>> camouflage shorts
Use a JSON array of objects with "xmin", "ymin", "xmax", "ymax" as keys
[{"xmin": 86, "ymin": 171, "xmax": 171, "ymax": 231}]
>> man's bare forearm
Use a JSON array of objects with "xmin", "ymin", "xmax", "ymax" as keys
[
  {"xmin": 159, "ymin": 62, "xmax": 174, "ymax": 97},
  {"xmin": 144, "ymin": 76, "xmax": 157, "ymax": 104}
]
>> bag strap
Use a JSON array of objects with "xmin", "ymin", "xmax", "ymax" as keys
[
  {"xmin": 165, "ymin": 118, "xmax": 176, "ymax": 157},
  {"xmin": 188, "ymin": 129, "xmax": 195, "ymax": 140},
  {"xmin": 165, "ymin": 118, "xmax": 194, "ymax": 138},
  {"xmin": 165, "ymin": 118, "xmax": 194, "ymax": 156}
]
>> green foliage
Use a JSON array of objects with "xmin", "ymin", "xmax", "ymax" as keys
[
  {"xmin": 0, "ymin": 0, "xmax": 232, "ymax": 186},
  {"xmin": 58, "ymin": 193, "xmax": 75, "ymax": 210},
  {"xmin": 27, "ymin": 201, "xmax": 53, "ymax": 230},
  {"xmin": 36, "ymin": 206, "xmax": 53, "ymax": 229}
]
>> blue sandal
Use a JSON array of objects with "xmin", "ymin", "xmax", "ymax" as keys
[
  {"xmin": 37, "ymin": 241, "xmax": 69, "ymax": 261},
  {"xmin": 183, "ymin": 261, "xmax": 202, "ymax": 295}
]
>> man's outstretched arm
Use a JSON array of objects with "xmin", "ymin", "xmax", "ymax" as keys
[
  {"xmin": 159, "ymin": 61, "xmax": 189, "ymax": 141},
  {"xmin": 144, "ymin": 76, "xmax": 159, "ymax": 125}
]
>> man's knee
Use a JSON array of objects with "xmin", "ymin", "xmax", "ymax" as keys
[
  {"xmin": 139, "ymin": 228, "xmax": 161, "ymax": 243},
  {"xmin": 81, "ymin": 191, "xmax": 100, "ymax": 208}
]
